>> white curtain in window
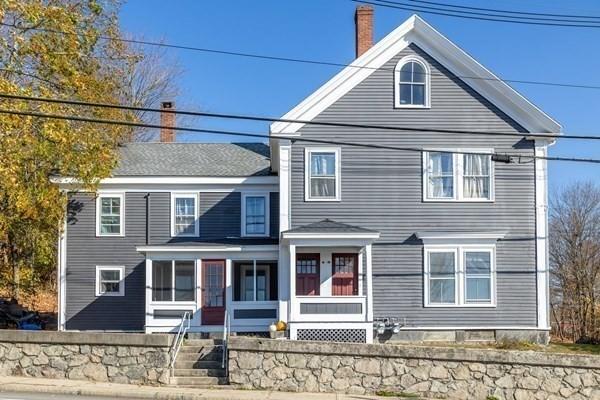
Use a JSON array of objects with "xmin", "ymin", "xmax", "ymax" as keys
[
  {"xmin": 428, "ymin": 152, "xmax": 453, "ymax": 198},
  {"xmin": 310, "ymin": 153, "xmax": 336, "ymax": 198},
  {"xmin": 463, "ymin": 154, "xmax": 490, "ymax": 199}
]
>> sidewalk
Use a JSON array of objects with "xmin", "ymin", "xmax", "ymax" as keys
[{"xmin": 0, "ymin": 376, "xmax": 390, "ymax": 400}]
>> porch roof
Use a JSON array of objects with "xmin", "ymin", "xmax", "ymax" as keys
[{"xmin": 282, "ymin": 219, "xmax": 380, "ymax": 244}]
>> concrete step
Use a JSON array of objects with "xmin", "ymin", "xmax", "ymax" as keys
[
  {"xmin": 187, "ymin": 332, "xmax": 225, "ymax": 340},
  {"xmin": 174, "ymin": 368, "xmax": 226, "ymax": 377},
  {"xmin": 179, "ymin": 345, "xmax": 223, "ymax": 354},
  {"xmin": 176, "ymin": 351, "xmax": 223, "ymax": 362},
  {"xmin": 170, "ymin": 376, "xmax": 228, "ymax": 386},
  {"xmin": 183, "ymin": 339, "xmax": 224, "ymax": 346},
  {"xmin": 174, "ymin": 360, "xmax": 223, "ymax": 370}
]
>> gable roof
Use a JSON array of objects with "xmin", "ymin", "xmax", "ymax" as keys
[
  {"xmin": 113, "ymin": 142, "xmax": 272, "ymax": 177},
  {"xmin": 283, "ymin": 219, "xmax": 378, "ymax": 234},
  {"xmin": 270, "ymin": 15, "xmax": 561, "ymax": 135}
]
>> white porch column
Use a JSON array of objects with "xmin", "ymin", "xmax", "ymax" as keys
[
  {"xmin": 278, "ymin": 142, "xmax": 291, "ymax": 323},
  {"xmin": 144, "ymin": 259, "xmax": 152, "ymax": 333},
  {"xmin": 365, "ymin": 244, "xmax": 373, "ymax": 322},
  {"xmin": 288, "ymin": 244, "xmax": 296, "ymax": 323},
  {"xmin": 225, "ymin": 259, "xmax": 232, "ymax": 327}
]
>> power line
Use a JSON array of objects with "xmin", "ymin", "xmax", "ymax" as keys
[
  {"xmin": 378, "ymin": 0, "xmax": 600, "ymax": 24},
  {"xmin": 0, "ymin": 107, "xmax": 598, "ymax": 164},
  {"xmin": 353, "ymin": 0, "xmax": 600, "ymax": 28},
  {"xmin": 2, "ymin": 23, "xmax": 600, "ymax": 91},
  {"xmin": 405, "ymin": 0, "xmax": 600, "ymax": 20},
  {"xmin": 0, "ymin": 92, "xmax": 585, "ymax": 141}
]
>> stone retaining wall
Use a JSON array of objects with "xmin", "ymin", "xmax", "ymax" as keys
[
  {"xmin": 0, "ymin": 331, "xmax": 172, "ymax": 385},
  {"xmin": 228, "ymin": 337, "xmax": 600, "ymax": 399}
]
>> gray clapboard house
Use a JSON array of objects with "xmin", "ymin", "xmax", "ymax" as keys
[{"xmin": 55, "ymin": 9, "xmax": 560, "ymax": 344}]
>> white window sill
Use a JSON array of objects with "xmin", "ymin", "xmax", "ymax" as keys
[
  {"xmin": 423, "ymin": 198, "xmax": 495, "ymax": 203},
  {"xmin": 305, "ymin": 197, "xmax": 341, "ymax": 202},
  {"xmin": 394, "ymin": 104, "xmax": 431, "ymax": 109}
]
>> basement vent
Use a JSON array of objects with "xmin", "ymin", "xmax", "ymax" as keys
[{"xmin": 297, "ymin": 328, "xmax": 366, "ymax": 343}]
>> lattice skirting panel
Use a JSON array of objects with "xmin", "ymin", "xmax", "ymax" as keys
[{"xmin": 296, "ymin": 328, "xmax": 367, "ymax": 343}]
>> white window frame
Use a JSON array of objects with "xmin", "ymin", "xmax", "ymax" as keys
[
  {"xmin": 422, "ymin": 149, "xmax": 494, "ymax": 202},
  {"xmin": 241, "ymin": 192, "xmax": 270, "ymax": 237},
  {"xmin": 150, "ymin": 259, "xmax": 197, "ymax": 304},
  {"xmin": 170, "ymin": 193, "xmax": 199, "ymax": 237},
  {"xmin": 238, "ymin": 262, "xmax": 271, "ymax": 302},
  {"xmin": 424, "ymin": 244, "xmax": 496, "ymax": 308},
  {"xmin": 394, "ymin": 55, "xmax": 431, "ymax": 109},
  {"xmin": 96, "ymin": 193, "xmax": 125, "ymax": 237},
  {"xmin": 95, "ymin": 266, "xmax": 125, "ymax": 297},
  {"xmin": 304, "ymin": 147, "xmax": 341, "ymax": 202}
]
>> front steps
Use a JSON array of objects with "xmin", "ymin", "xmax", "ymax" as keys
[{"xmin": 171, "ymin": 339, "xmax": 229, "ymax": 388}]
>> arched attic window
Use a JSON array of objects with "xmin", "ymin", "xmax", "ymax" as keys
[{"xmin": 394, "ymin": 56, "xmax": 430, "ymax": 108}]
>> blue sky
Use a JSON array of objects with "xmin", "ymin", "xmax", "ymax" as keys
[{"xmin": 120, "ymin": 0, "xmax": 600, "ymax": 191}]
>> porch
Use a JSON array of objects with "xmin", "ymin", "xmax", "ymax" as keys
[
  {"xmin": 137, "ymin": 243, "xmax": 280, "ymax": 334},
  {"xmin": 281, "ymin": 219, "xmax": 380, "ymax": 343}
]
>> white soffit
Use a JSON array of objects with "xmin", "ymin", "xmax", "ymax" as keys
[{"xmin": 270, "ymin": 15, "xmax": 561, "ymax": 136}]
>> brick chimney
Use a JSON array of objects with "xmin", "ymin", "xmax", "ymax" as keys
[
  {"xmin": 160, "ymin": 101, "xmax": 175, "ymax": 143},
  {"xmin": 355, "ymin": 5, "xmax": 374, "ymax": 58}
]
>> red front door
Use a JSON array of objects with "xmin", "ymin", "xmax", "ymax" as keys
[
  {"xmin": 201, "ymin": 260, "xmax": 225, "ymax": 325},
  {"xmin": 332, "ymin": 254, "xmax": 358, "ymax": 296},
  {"xmin": 296, "ymin": 253, "xmax": 320, "ymax": 296}
]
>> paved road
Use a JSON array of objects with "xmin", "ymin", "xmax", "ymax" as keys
[{"xmin": 0, "ymin": 393, "xmax": 139, "ymax": 400}]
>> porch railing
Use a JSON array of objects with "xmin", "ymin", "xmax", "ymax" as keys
[
  {"xmin": 221, "ymin": 309, "xmax": 231, "ymax": 371},
  {"xmin": 169, "ymin": 311, "xmax": 191, "ymax": 375}
]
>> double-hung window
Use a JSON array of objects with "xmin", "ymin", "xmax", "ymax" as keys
[
  {"xmin": 305, "ymin": 147, "xmax": 340, "ymax": 201},
  {"xmin": 424, "ymin": 151, "xmax": 493, "ymax": 201},
  {"xmin": 95, "ymin": 266, "xmax": 124, "ymax": 296},
  {"xmin": 151, "ymin": 260, "xmax": 195, "ymax": 302},
  {"xmin": 171, "ymin": 193, "xmax": 198, "ymax": 237},
  {"xmin": 424, "ymin": 246, "xmax": 495, "ymax": 307},
  {"xmin": 96, "ymin": 193, "xmax": 124, "ymax": 236},
  {"xmin": 242, "ymin": 193, "xmax": 269, "ymax": 237}
]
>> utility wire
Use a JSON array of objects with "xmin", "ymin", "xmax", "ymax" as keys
[
  {"xmin": 1, "ymin": 22, "xmax": 600, "ymax": 91},
  {"xmin": 0, "ymin": 107, "xmax": 598, "ymax": 164},
  {"xmin": 0, "ymin": 92, "xmax": 582, "ymax": 141},
  {"xmin": 405, "ymin": 0, "xmax": 600, "ymax": 20},
  {"xmin": 353, "ymin": 0, "xmax": 600, "ymax": 29},
  {"xmin": 377, "ymin": 0, "xmax": 600, "ymax": 24}
]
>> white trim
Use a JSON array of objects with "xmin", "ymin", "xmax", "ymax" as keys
[
  {"xmin": 304, "ymin": 147, "xmax": 341, "ymax": 202},
  {"xmin": 535, "ymin": 142, "xmax": 550, "ymax": 330},
  {"xmin": 417, "ymin": 231, "xmax": 506, "ymax": 245},
  {"xmin": 57, "ymin": 217, "xmax": 67, "ymax": 330},
  {"xmin": 170, "ymin": 192, "xmax": 199, "ymax": 237},
  {"xmin": 424, "ymin": 244, "xmax": 496, "ymax": 308},
  {"xmin": 241, "ymin": 192, "xmax": 270, "ymax": 237},
  {"xmin": 270, "ymin": 15, "xmax": 561, "ymax": 135},
  {"xmin": 394, "ymin": 55, "xmax": 431, "ymax": 108},
  {"xmin": 422, "ymin": 150, "xmax": 494, "ymax": 202},
  {"xmin": 95, "ymin": 193, "xmax": 125, "ymax": 237},
  {"xmin": 52, "ymin": 176, "xmax": 278, "ymax": 186},
  {"xmin": 95, "ymin": 266, "xmax": 125, "ymax": 297},
  {"xmin": 136, "ymin": 245, "xmax": 279, "ymax": 253}
]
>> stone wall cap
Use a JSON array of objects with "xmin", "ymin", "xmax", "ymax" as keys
[
  {"xmin": 228, "ymin": 337, "xmax": 600, "ymax": 370},
  {"xmin": 0, "ymin": 330, "xmax": 172, "ymax": 347}
]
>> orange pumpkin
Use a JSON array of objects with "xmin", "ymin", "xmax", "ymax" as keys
[{"xmin": 276, "ymin": 321, "xmax": 287, "ymax": 331}]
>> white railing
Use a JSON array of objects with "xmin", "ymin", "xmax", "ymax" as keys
[
  {"xmin": 291, "ymin": 296, "xmax": 367, "ymax": 322},
  {"xmin": 169, "ymin": 311, "xmax": 191, "ymax": 374},
  {"xmin": 221, "ymin": 309, "xmax": 231, "ymax": 371}
]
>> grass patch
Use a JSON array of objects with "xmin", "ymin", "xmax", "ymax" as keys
[
  {"xmin": 376, "ymin": 390, "xmax": 420, "ymax": 398},
  {"xmin": 494, "ymin": 339, "xmax": 542, "ymax": 351},
  {"xmin": 547, "ymin": 342, "xmax": 600, "ymax": 355}
]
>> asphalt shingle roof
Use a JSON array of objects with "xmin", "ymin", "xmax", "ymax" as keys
[
  {"xmin": 113, "ymin": 143, "xmax": 272, "ymax": 177},
  {"xmin": 283, "ymin": 219, "xmax": 378, "ymax": 234}
]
